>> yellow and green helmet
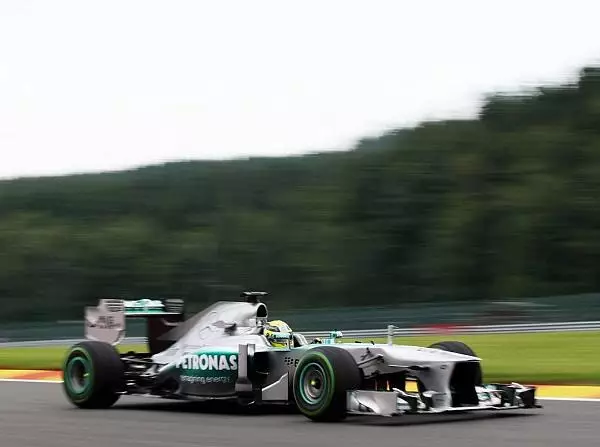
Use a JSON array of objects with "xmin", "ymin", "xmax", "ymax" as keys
[{"xmin": 264, "ymin": 320, "xmax": 293, "ymax": 348}]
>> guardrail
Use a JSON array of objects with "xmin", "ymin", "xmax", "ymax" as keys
[
  {"xmin": 1, "ymin": 320, "xmax": 600, "ymax": 347},
  {"xmin": 306, "ymin": 320, "xmax": 600, "ymax": 339}
]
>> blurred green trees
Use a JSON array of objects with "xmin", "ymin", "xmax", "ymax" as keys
[{"xmin": 2, "ymin": 66, "xmax": 600, "ymax": 321}]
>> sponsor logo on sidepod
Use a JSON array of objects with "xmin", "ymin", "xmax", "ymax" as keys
[{"xmin": 176, "ymin": 353, "xmax": 238, "ymax": 371}]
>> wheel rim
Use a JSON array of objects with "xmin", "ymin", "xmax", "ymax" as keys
[
  {"xmin": 299, "ymin": 362, "xmax": 327, "ymax": 405},
  {"xmin": 65, "ymin": 356, "xmax": 91, "ymax": 395}
]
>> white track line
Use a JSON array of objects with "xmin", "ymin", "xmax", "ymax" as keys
[
  {"xmin": 1, "ymin": 379, "xmax": 599, "ymax": 403},
  {"xmin": 0, "ymin": 378, "xmax": 62, "ymax": 384},
  {"xmin": 537, "ymin": 397, "xmax": 600, "ymax": 402}
]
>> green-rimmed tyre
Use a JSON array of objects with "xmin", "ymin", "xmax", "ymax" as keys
[
  {"xmin": 292, "ymin": 346, "xmax": 361, "ymax": 422},
  {"xmin": 62, "ymin": 340, "xmax": 125, "ymax": 409}
]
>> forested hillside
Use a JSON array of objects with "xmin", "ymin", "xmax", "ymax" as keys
[{"xmin": 2, "ymin": 66, "xmax": 600, "ymax": 322}]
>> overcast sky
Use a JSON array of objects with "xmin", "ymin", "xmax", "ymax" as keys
[{"xmin": 1, "ymin": 0, "xmax": 600, "ymax": 179}]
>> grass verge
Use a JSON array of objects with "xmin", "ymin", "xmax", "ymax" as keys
[
  {"xmin": 0, "ymin": 344, "xmax": 146, "ymax": 370},
  {"xmin": 0, "ymin": 331, "xmax": 598, "ymax": 384}
]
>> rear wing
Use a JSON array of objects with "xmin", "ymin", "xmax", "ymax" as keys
[{"xmin": 85, "ymin": 298, "xmax": 185, "ymax": 354}]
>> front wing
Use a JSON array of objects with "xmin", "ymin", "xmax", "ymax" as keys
[{"xmin": 347, "ymin": 383, "xmax": 540, "ymax": 417}]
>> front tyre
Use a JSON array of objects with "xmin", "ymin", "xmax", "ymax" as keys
[
  {"xmin": 62, "ymin": 340, "xmax": 125, "ymax": 409},
  {"xmin": 292, "ymin": 346, "xmax": 361, "ymax": 422},
  {"xmin": 428, "ymin": 340, "xmax": 483, "ymax": 385}
]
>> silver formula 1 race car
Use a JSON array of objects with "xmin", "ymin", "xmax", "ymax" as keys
[{"xmin": 61, "ymin": 292, "xmax": 540, "ymax": 422}]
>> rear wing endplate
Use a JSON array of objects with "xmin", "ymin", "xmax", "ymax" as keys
[{"xmin": 85, "ymin": 298, "xmax": 185, "ymax": 353}]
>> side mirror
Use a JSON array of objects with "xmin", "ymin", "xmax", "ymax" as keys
[{"xmin": 323, "ymin": 330, "xmax": 343, "ymax": 344}]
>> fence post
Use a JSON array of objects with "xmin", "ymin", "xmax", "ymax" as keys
[{"xmin": 387, "ymin": 325, "xmax": 396, "ymax": 345}]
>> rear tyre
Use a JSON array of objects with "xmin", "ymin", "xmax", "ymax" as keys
[
  {"xmin": 62, "ymin": 340, "xmax": 125, "ymax": 409},
  {"xmin": 292, "ymin": 346, "xmax": 361, "ymax": 422},
  {"xmin": 427, "ymin": 340, "xmax": 483, "ymax": 385}
]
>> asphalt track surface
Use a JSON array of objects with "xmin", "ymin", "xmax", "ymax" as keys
[{"xmin": 1, "ymin": 382, "xmax": 599, "ymax": 447}]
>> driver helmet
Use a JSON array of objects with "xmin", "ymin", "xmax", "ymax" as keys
[{"xmin": 264, "ymin": 320, "xmax": 293, "ymax": 348}]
